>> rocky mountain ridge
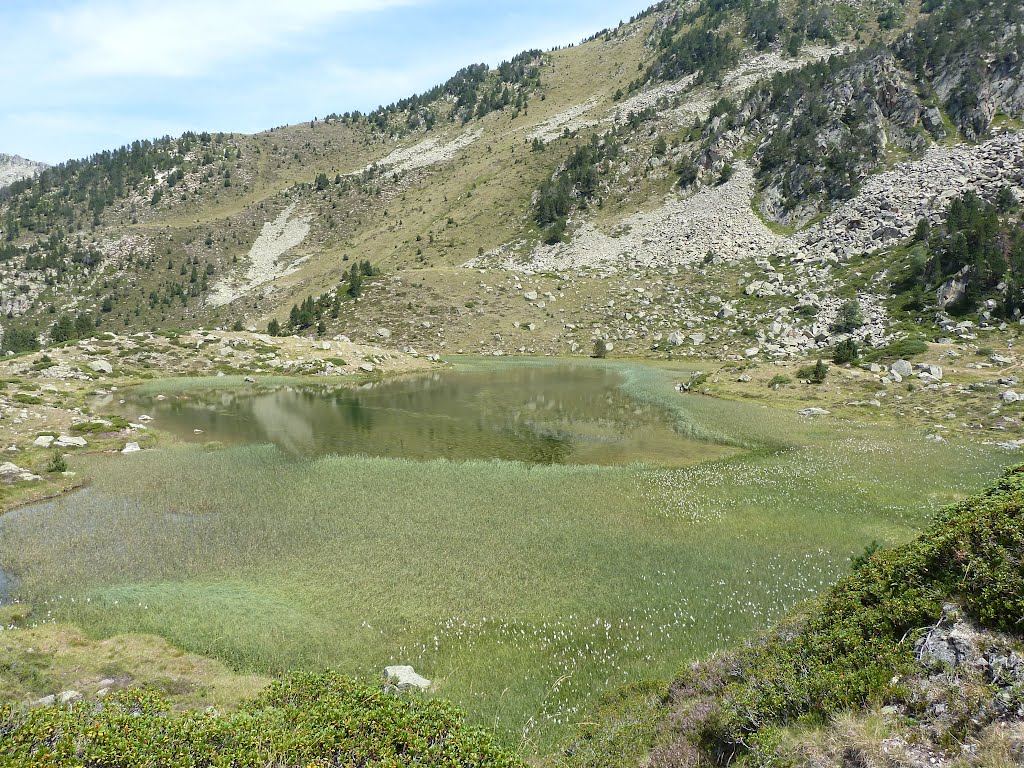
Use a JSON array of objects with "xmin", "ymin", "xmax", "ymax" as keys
[{"xmin": 0, "ymin": 153, "xmax": 46, "ymax": 189}]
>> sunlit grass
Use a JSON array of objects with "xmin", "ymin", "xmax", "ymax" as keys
[{"xmin": 0, "ymin": 361, "xmax": 1012, "ymax": 751}]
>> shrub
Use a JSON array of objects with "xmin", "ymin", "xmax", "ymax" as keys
[
  {"xmin": 796, "ymin": 360, "xmax": 828, "ymax": 383},
  {"xmin": 832, "ymin": 339, "xmax": 859, "ymax": 364},
  {"xmin": 47, "ymin": 450, "xmax": 67, "ymax": 473},
  {"xmin": 831, "ymin": 300, "xmax": 863, "ymax": 333},
  {"xmin": 677, "ymin": 155, "xmax": 699, "ymax": 188},
  {"xmin": 864, "ymin": 338, "xmax": 928, "ymax": 362},
  {"xmin": 767, "ymin": 374, "xmax": 791, "ymax": 389},
  {"xmin": 1, "ymin": 327, "xmax": 39, "ymax": 354},
  {"xmin": 544, "ymin": 217, "xmax": 567, "ymax": 245},
  {"xmin": 0, "ymin": 673, "xmax": 522, "ymax": 767},
  {"xmin": 593, "ymin": 339, "xmax": 610, "ymax": 358}
]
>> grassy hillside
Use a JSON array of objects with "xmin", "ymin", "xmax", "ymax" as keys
[{"xmin": 2, "ymin": 0, "xmax": 1019, "ymax": 360}]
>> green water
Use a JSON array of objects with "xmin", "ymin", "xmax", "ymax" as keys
[{"xmin": 109, "ymin": 364, "xmax": 733, "ymax": 467}]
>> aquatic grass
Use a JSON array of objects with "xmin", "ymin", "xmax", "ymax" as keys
[{"xmin": 1, "ymin": 440, "xmax": 1009, "ymax": 750}]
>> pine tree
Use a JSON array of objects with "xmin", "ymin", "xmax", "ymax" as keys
[
  {"xmin": 50, "ymin": 315, "xmax": 75, "ymax": 343},
  {"xmin": 347, "ymin": 264, "xmax": 363, "ymax": 298},
  {"xmin": 811, "ymin": 359, "xmax": 829, "ymax": 383}
]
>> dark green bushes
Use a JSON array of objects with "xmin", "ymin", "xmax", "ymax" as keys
[
  {"xmin": 705, "ymin": 465, "xmax": 1024, "ymax": 753},
  {"xmin": 534, "ymin": 133, "xmax": 620, "ymax": 239},
  {"xmin": 832, "ymin": 338, "xmax": 859, "ymax": 364},
  {"xmin": 0, "ymin": 327, "xmax": 39, "ymax": 355},
  {"xmin": 643, "ymin": 24, "xmax": 739, "ymax": 86},
  {"xmin": 0, "ymin": 672, "xmax": 521, "ymax": 767},
  {"xmin": 796, "ymin": 359, "xmax": 829, "ymax": 383},
  {"xmin": 862, "ymin": 338, "xmax": 928, "ymax": 362},
  {"xmin": 902, "ymin": 190, "xmax": 1024, "ymax": 316}
]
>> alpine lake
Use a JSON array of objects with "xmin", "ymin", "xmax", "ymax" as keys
[{"xmin": 0, "ymin": 358, "xmax": 1011, "ymax": 751}]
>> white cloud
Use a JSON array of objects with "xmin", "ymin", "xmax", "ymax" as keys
[{"xmin": 38, "ymin": 0, "xmax": 425, "ymax": 79}]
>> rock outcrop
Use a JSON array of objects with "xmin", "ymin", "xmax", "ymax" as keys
[{"xmin": 0, "ymin": 154, "xmax": 46, "ymax": 189}]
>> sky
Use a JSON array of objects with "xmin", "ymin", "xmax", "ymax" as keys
[{"xmin": 1, "ymin": 0, "xmax": 654, "ymax": 165}]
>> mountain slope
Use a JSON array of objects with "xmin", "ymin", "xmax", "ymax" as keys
[{"xmin": 0, "ymin": 0, "xmax": 1021, "ymax": 370}]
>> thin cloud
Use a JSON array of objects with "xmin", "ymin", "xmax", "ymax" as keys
[
  {"xmin": 0, "ymin": 0, "xmax": 653, "ymax": 162},
  {"xmin": 39, "ymin": 0, "xmax": 425, "ymax": 79}
]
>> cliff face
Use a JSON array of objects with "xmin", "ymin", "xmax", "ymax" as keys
[{"xmin": 0, "ymin": 154, "xmax": 47, "ymax": 189}]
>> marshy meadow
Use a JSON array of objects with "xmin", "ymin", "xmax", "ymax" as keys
[{"xmin": 0, "ymin": 359, "xmax": 1011, "ymax": 751}]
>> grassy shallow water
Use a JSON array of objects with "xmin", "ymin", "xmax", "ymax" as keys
[{"xmin": 0, "ymin": 360, "xmax": 1012, "ymax": 751}]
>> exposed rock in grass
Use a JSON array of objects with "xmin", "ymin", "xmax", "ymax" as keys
[
  {"xmin": 0, "ymin": 463, "xmax": 41, "ymax": 483},
  {"xmin": 54, "ymin": 435, "xmax": 87, "ymax": 448},
  {"xmin": 383, "ymin": 665, "xmax": 432, "ymax": 692},
  {"xmin": 368, "ymin": 130, "xmax": 481, "ymax": 175},
  {"xmin": 208, "ymin": 203, "xmax": 310, "ymax": 308}
]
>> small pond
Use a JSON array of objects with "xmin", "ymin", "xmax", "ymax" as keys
[{"xmin": 105, "ymin": 364, "xmax": 729, "ymax": 467}]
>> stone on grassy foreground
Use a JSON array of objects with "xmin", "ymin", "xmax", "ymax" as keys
[
  {"xmin": 383, "ymin": 665, "xmax": 432, "ymax": 691},
  {"xmin": 0, "ymin": 462, "xmax": 41, "ymax": 483}
]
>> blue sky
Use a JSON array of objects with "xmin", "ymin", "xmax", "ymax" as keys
[{"xmin": 2, "ymin": 0, "xmax": 653, "ymax": 164}]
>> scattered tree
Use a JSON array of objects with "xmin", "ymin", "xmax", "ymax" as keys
[
  {"xmin": 832, "ymin": 300, "xmax": 863, "ymax": 333},
  {"xmin": 833, "ymin": 338, "xmax": 859, "ymax": 365}
]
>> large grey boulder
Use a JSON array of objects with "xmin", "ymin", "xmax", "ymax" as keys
[
  {"xmin": 383, "ymin": 665, "xmax": 431, "ymax": 691},
  {"xmin": 798, "ymin": 408, "xmax": 831, "ymax": 417},
  {"xmin": 55, "ymin": 435, "xmax": 87, "ymax": 448},
  {"xmin": 937, "ymin": 266, "xmax": 970, "ymax": 309},
  {"xmin": 891, "ymin": 359, "xmax": 914, "ymax": 378},
  {"xmin": 0, "ymin": 462, "xmax": 42, "ymax": 483},
  {"xmin": 922, "ymin": 106, "xmax": 946, "ymax": 139},
  {"xmin": 88, "ymin": 359, "xmax": 113, "ymax": 374},
  {"xmin": 667, "ymin": 331, "xmax": 686, "ymax": 347}
]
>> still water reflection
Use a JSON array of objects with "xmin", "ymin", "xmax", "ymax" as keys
[{"xmin": 110, "ymin": 365, "xmax": 728, "ymax": 466}]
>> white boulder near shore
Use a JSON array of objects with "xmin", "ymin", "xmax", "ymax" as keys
[
  {"xmin": 0, "ymin": 462, "xmax": 41, "ymax": 483},
  {"xmin": 383, "ymin": 665, "xmax": 431, "ymax": 692}
]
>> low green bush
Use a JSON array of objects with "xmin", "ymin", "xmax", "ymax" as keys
[
  {"xmin": 796, "ymin": 360, "xmax": 828, "ymax": 383},
  {"xmin": 0, "ymin": 672, "xmax": 521, "ymax": 767},
  {"xmin": 70, "ymin": 417, "xmax": 131, "ymax": 434},
  {"xmin": 705, "ymin": 465, "xmax": 1024, "ymax": 752},
  {"xmin": 863, "ymin": 338, "xmax": 928, "ymax": 362},
  {"xmin": 46, "ymin": 451, "xmax": 67, "ymax": 474}
]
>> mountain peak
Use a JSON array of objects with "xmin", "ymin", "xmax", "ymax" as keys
[{"xmin": 0, "ymin": 153, "xmax": 47, "ymax": 189}]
